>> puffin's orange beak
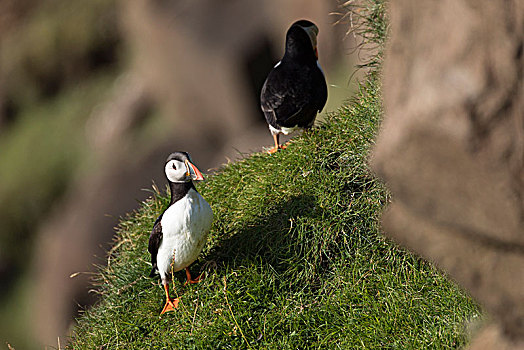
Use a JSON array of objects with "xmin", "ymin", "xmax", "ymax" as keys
[{"xmin": 185, "ymin": 160, "xmax": 204, "ymax": 181}]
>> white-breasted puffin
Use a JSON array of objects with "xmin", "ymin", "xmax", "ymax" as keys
[
  {"xmin": 148, "ymin": 152, "xmax": 213, "ymax": 314},
  {"xmin": 260, "ymin": 19, "xmax": 328, "ymax": 154}
]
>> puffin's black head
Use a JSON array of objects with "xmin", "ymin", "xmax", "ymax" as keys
[
  {"xmin": 164, "ymin": 151, "xmax": 204, "ymax": 183},
  {"xmin": 285, "ymin": 20, "xmax": 319, "ymax": 62}
]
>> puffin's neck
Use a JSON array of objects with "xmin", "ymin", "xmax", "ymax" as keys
[
  {"xmin": 282, "ymin": 50, "xmax": 316, "ymax": 65},
  {"xmin": 283, "ymin": 34, "xmax": 317, "ymax": 65},
  {"xmin": 169, "ymin": 181, "xmax": 195, "ymax": 205}
]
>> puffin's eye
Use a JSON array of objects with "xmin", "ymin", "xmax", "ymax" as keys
[{"xmin": 172, "ymin": 163, "xmax": 177, "ymax": 170}]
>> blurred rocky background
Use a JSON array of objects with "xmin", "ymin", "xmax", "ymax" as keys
[
  {"xmin": 372, "ymin": 0, "xmax": 523, "ymax": 349},
  {"xmin": 0, "ymin": 0, "xmax": 364, "ymax": 347}
]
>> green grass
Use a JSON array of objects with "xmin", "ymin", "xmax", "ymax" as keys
[{"xmin": 68, "ymin": 73, "xmax": 479, "ymax": 349}]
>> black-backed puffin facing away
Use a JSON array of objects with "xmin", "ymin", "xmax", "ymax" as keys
[
  {"xmin": 148, "ymin": 152, "xmax": 213, "ymax": 314},
  {"xmin": 260, "ymin": 19, "xmax": 328, "ymax": 154}
]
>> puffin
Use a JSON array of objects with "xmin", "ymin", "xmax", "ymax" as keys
[
  {"xmin": 260, "ymin": 19, "xmax": 328, "ymax": 154},
  {"xmin": 148, "ymin": 152, "xmax": 213, "ymax": 314}
]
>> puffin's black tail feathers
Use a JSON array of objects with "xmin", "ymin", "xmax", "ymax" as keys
[{"xmin": 149, "ymin": 266, "xmax": 158, "ymax": 278}]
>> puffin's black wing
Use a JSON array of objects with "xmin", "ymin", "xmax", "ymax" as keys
[
  {"xmin": 148, "ymin": 214, "xmax": 163, "ymax": 277},
  {"xmin": 314, "ymin": 66, "xmax": 328, "ymax": 113},
  {"xmin": 261, "ymin": 62, "xmax": 327, "ymax": 129}
]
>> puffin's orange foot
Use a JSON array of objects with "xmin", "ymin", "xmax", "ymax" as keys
[
  {"xmin": 160, "ymin": 298, "xmax": 180, "ymax": 314},
  {"xmin": 184, "ymin": 267, "xmax": 202, "ymax": 286},
  {"xmin": 184, "ymin": 276, "xmax": 202, "ymax": 286},
  {"xmin": 268, "ymin": 134, "xmax": 282, "ymax": 154},
  {"xmin": 267, "ymin": 146, "xmax": 280, "ymax": 154},
  {"xmin": 281, "ymin": 141, "xmax": 291, "ymax": 149}
]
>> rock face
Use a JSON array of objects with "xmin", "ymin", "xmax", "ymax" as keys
[{"xmin": 372, "ymin": 0, "xmax": 523, "ymax": 348}]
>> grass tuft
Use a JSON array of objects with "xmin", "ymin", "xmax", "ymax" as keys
[
  {"xmin": 68, "ymin": 72, "xmax": 479, "ymax": 349},
  {"xmin": 333, "ymin": 0, "xmax": 388, "ymax": 71}
]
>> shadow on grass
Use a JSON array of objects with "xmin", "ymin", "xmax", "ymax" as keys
[{"xmin": 192, "ymin": 194, "xmax": 330, "ymax": 285}]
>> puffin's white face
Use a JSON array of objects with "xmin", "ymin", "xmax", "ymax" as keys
[{"xmin": 165, "ymin": 159, "xmax": 190, "ymax": 183}]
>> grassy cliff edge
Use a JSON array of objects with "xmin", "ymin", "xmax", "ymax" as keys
[{"xmin": 68, "ymin": 73, "xmax": 479, "ymax": 349}]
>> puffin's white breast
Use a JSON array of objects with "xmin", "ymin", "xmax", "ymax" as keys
[{"xmin": 156, "ymin": 188, "xmax": 213, "ymax": 279}]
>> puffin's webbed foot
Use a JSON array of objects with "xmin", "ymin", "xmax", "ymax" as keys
[
  {"xmin": 184, "ymin": 267, "xmax": 202, "ymax": 286},
  {"xmin": 160, "ymin": 297, "xmax": 180, "ymax": 314},
  {"xmin": 267, "ymin": 146, "xmax": 280, "ymax": 154},
  {"xmin": 160, "ymin": 282, "xmax": 180, "ymax": 314},
  {"xmin": 268, "ymin": 134, "xmax": 282, "ymax": 154}
]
